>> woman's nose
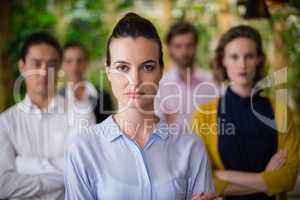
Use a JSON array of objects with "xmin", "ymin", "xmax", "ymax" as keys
[
  {"xmin": 129, "ymin": 70, "xmax": 141, "ymax": 87},
  {"xmin": 239, "ymin": 58, "xmax": 247, "ymax": 69}
]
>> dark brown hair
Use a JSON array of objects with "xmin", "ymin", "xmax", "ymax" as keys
[
  {"xmin": 21, "ymin": 31, "xmax": 62, "ymax": 62},
  {"xmin": 63, "ymin": 41, "xmax": 89, "ymax": 60},
  {"xmin": 106, "ymin": 12, "xmax": 164, "ymax": 68},
  {"xmin": 212, "ymin": 25, "xmax": 265, "ymax": 84},
  {"xmin": 165, "ymin": 22, "xmax": 198, "ymax": 45}
]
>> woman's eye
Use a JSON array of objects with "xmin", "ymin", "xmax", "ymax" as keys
[
  {"xmin": 246, "ymin": 54, "xmax": 256, "ymax": 60},
  {"xmin": 143, "ymin": 65, "xmax": 154, "ymax": 72},
  {"xmin": 31, "ymin": 62, "xmax": 40, "ymax": 69},
  {"xmin": 116, "ymin": 65, "xmax": 129, "ymax": 72},
  {"xmin": 230, "ymin": 54, "xmax": 238, "ymax": 60}
]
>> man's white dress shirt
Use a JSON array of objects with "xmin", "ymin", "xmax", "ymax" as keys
[
  {"xmin": 65, "ymin": 81, "xmax": 97, "ymax": 129},
  {"xmin": 0, "ymin": 94, "xmax": 91, "ymax": 200},
  {"xmin": 155, "ymin": 67, "xmax": 220, "ymax": 129}
]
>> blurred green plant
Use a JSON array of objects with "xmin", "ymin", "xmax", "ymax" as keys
[
  {"xmin": 283, "ymin": 15, "xmax": 300, "ymax": 114},
  {"xmin": 1, "ymin": 0, "xmax": 300, "ymax": 113},
  {"xmin": 1, "ymin": 0, "xmax": 57, "ymax": 109},
  {"xmin": 61, "ymin": 0, "xmax": 110, "ymax": 92},
  {"xmin": 63, "ymin": 0, "xmax": 107, "ymax": 59},
  {"xmin": 62, "ymin": 0, "xmax": 135, "ymax": 94},
  {"xmin": 171, "ymin": 0, "xmax": 219, "ymax": 69},
  {"xmin": 0, "ymin": 0, "xmax": 133, "ymax": 111}
]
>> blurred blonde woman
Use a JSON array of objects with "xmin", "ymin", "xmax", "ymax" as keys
[{"xmin": 192, "ymin": 25, "xmax": 299, "ymax": 200}]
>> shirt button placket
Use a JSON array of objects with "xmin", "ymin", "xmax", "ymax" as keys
[{"xmin": 131, "ymin": 142, "xmax": 152, "ymax": 200}]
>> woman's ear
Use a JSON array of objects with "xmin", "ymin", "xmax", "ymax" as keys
[
  {"xmin": 18, "ymin": 60, "xmax": 25, "ymax": 75},
  {"xmin": 222, "ymin": 56, "xmax": 227, "ymax": 70},
  {"xmin": 158, "ymin": 67, "xmax": 163, "ymax": 81},
  {"xmin": 106, "ymin": 66, "xmax": 111, "ymax": 82},
  {"xmin": 257, "ymin": 55, "xmax": 263, "ymax": 66}
]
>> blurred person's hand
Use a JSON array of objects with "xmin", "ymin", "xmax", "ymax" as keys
[
  {"xmin": 191, "ymin": 192, "xmax": 218, "ymax": 200},
  {"xmin": 265, "ymin": 150, "xmax": 288, "ymax": 171},
  {"xmin": 215, "ymin": 170, "xmax": 229, "ymax": 181}
]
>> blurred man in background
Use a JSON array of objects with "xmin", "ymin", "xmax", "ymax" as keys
[
  {"xmin": 60, "ymin": 41, "xmax": 113, "ymax": 126},
  {"xmin": 0, "ymin": 32, "xmax": 71, "ymax": 200},
  {"xmin": 155, "ymin": 22, "xmax": 219, "ymax": 130}
]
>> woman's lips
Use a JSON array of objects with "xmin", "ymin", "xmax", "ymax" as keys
[
  {"xmin": 125, "ymin": 92, "xmax": 144, "ymax": 98},
  {"xmin": 238, "ymin": 72, "xmax": 248, "ymax": 77}
]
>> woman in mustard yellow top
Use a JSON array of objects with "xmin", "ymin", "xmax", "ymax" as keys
[{"xmin": 192, "ymin": 25, "xmax": 299, "ymax": 200}]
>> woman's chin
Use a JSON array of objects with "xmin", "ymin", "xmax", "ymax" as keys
[
  {"xmin": 233, "ymin": 79, "xmax": 253, "ymax": 88},
  {"xmin": 120, "ymin": 101, "xmax": 152, "ymax": 113}
]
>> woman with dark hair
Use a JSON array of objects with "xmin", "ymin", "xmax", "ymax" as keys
[
  {"xmin": 64, "ymin": 13, "xmax": 215, "ymax": 200},
  {"xmin": 192, "ymin": 25, "xmax": 299, "ymax": 200}
]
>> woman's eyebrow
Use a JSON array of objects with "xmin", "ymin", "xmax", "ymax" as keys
[
  {"xmin": 141, "ymin": 60, "xmax": 157, "ymax": 65},
  {"xmin": 113, "ymin": 60, "xmax": 157, "ymax": 65},
  {"xmin": 113, "ymin": 60, "xmax": 129, "ymax": 65},
  {"xmin": 29, "ymin": 58, "xmax": 41, "ymax": 63}
]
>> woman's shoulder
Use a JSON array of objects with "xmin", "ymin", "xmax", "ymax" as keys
[
  {"xmin": 192, "ymin": 98, "xmax": 219, "ymax": 124},
  {"xmin": 66, "ymin": 116, "xmax": 115, "ymax": 153},
  {"xmin": 267, "ymin": 97, "xmax": 296, "ymax": 134},
  {"xmin": 166, "ymin": 126, "xmax": 206, "ymax": 151},
  {"xmin": 195, "ymin": 98, "xmax": 219, "ymax": 113}
]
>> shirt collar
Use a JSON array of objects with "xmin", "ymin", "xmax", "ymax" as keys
[
  {"xmin": 20, "ymin": 94, "xmax": 65, "ymax": 113},
  {"xmin": 103, "ymin": 116, "xmax": 123, "ymax": 142},
  {"xmin": 103, "ymin": 116, "xmax": 169, "ymax": 142},
  {"xmin": 66, "ymin": 81, "xmax": 98, "ymax": 99},
  {"xmin": 152, "ymin": 120, "xmax": 169, "ymax": 140},
  {"xmin": 172, "ymin": 66, "xmax": 204, "ymax": 84},
  {"xmin": 226, "ymin": 86, "xmax": 261, "ymax": 104}
]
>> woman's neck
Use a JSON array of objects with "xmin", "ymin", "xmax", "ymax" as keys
[
  {"xmin": 114, "ymin": 108, "xmax": 159, "ymax": 148},
  {"xmin": 230, "ymin": 82, "xmax": 253, "ymax": 98}
]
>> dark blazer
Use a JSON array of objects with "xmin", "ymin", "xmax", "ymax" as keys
[{"xmin": 59, "ymin": 85, "xmax": 113, "ymax": 123}]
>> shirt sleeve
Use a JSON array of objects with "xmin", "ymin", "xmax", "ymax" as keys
[
  {"xmin": 64, "ymin": 143, "xmax": 95, "ymax": 200},
  {"xmin": 191, "ymin": 101, "xmax": 228, "ymax": 195},
  {"xmin": 261, "ymin": 108, "xmax": 299, "ymax": 196},
  {"xmin": 187, "ymin": 136, "xmax": 215, "ymax": 199},
  {"xmin": 0, "ymin": 118, "xmax": 64, "ymax": 199},
  {"xmin": 16, "ymin": 156, "xmax": 63, "ymax": 175}
]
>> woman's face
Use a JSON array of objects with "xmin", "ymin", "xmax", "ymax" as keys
[
  {"xmin": 107, "ymin": 37, "xmax": 162, "ymax": 112},
  {"xmin": 223, "ymin": 37, "xmax": 261, "ymax": 88}
]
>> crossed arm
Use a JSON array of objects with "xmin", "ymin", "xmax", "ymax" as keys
[
  {"xmin": 0, "ymin": 127, "xmax": 64, "ymax": 199},
  {"xmin": 215, "ymin": 113, "xmax": 299, "ymax": 198},
  {"xmin": 216, "ymin": 150, "xmax": 289, "ymax": 196}
]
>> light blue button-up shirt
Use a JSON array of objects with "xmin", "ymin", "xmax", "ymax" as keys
[{"xmin": 64, "ymin": 116, "xmax": 214, "ymax": 200}]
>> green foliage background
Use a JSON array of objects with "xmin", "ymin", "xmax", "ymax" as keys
[{"xmin": 1, "ymin": 0, "xmax": 300, "ymax": 115}]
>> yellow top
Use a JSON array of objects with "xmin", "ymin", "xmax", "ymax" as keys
[{"xmin": 192, "ymin": 98, "xmax": 299, "ymax": 200}]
